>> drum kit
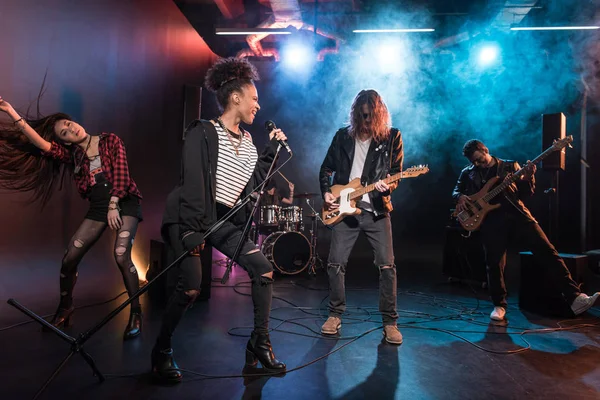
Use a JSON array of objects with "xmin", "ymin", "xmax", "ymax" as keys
[{"xmin": 256, "ymin": 192, "xmax": 324, "ymax": 275}]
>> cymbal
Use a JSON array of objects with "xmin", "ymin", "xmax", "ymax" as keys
[{"xmin": 294, "ymin": 192, "xmax": 319, "ymax": 198}]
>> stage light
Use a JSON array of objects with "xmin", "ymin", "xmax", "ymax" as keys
[
  {"xmin": 510, "ymin": 26, "xmax": 599, "ymax": 31},
  {"xmin": 375, "ymin": 43, "xmax": 402, "ymax": 73},
  {"xmin": 478, "ymin": 45, "xmax": 500, "ymax": 67},
  {"xmin": 131, "ymin": 247, "xmax": 148, "ymax": 282},
  {"xmin": 281, "ymin": 43, "xmax": 315, "ymax": 71},
  {"xmin": 353, "ymin": 28, "xmax": 435, "ymax": 33}
]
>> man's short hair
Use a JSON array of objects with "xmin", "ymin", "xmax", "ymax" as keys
[{"xmin": 462, "ymin": 139, "xmax": 489, "ymax": 159}]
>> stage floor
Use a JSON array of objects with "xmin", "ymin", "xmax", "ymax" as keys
[{"xmin": 1, "ymin": 248, "xmax": 599, "ymax": 400}]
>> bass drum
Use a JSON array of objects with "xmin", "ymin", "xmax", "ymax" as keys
[{"xmin": 261, "ymin": 231, "xmax": 311, "ymax": 275}]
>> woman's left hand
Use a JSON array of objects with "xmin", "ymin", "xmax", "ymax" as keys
[
  {"xmin": 269, "ymin": 128, "xmax": 287, "ymax": 142},
  {"xmin": 108, "ymin": 209, "xmax": 123, "ymax": 230}
]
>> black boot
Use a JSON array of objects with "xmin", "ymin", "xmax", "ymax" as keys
[
  {"xmin": 123, "ymin": 309, "xmax": 142, "ymax": 340},
  {"xmin": 43, "ymin": 305, "xmax": 75, "ymax": 331},
  {"xmin": 151, "ymin": 346, "xmax": 182, "ymax": 384},
  {"xmin": 245, "ymin": 331, "xmax": 286, "ymax": 371}
]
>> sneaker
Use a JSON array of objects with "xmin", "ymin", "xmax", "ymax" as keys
[
  {"xmin": 570, "ymin": 292, "xmax": 600, "ymax": 315},
  {"xmin": 383, "ymin": 325, "xmax": 403, "ymax": 345},
  {"xmin": 490, "ymin": 306, "xmax": 506, "ymax": 321},
  {"xmin": 321, "ymin": 316, "xmax": 341, "ymax": 335}
]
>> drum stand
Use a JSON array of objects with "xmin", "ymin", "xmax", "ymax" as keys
[
  {"xmin": 221, "ymin": 144, "xmax": 289, "ymax": 283},
  {"xmin": 304, "ymin": 198, "xmax": 327, "ymax": 275}
]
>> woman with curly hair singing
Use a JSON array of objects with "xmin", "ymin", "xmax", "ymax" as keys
[
  {"xmin": 150, "ymin": 57, "xmax": 288, "ymax": 383},
  {"xmin": 0, "ymin": 96, "xmax": 143, "ymax": 340}
]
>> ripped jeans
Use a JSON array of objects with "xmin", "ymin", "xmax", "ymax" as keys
[
  {"xmin": 327, "ymin": 211, "xmax": 398, "ymax": 325},
  {"xmin": 156, "ymin": 221, "xmax": 274, "ymax": 350},
  {"xmin": 59, "ymin": 217, "xmax": 140, "ymax": 311}
]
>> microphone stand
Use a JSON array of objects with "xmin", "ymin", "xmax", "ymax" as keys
[
  {"xmin": 221, "ymin": 144, "xmax": 289, "ymax": 283},
  {"xmin": 7, "ymin": 145, "xmax": 292, "ymax": 400},
  {"xmin": 6, "ymin": 200, "xmax": 243, "ymax": 400}
]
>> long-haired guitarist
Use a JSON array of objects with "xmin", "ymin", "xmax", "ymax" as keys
[
  {"xmin": 452, "ymin": 139, "xmax": 598, "ymax": 321},
  {"xmin": 318, "ymin": 89, "xmax": 404, "ymax": 344}
]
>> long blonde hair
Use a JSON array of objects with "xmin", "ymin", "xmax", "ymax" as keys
[{"xmin": 348, "ymin": 89, "xmax": 391, "ymax": 143}]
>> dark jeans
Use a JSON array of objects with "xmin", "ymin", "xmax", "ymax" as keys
[
  {"xmin": 156, "ymin": 221, "xmax": 274, "ymax": 350},
  {"xmin": 327, "ymin": 211, "xmax": 398, "ymax": 325},
  {"xmin": 480, "ymin": 210, "xmax": 580, "ymax": 308}
]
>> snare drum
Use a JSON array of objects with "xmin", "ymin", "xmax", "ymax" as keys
[
  {"xmin": 261, "ymin": 231, "xmax": 311, "ymax": 275},
  {"xmin": 259, "ymin": 205, "xmax": 281, "ymax": 227},
  {"xmin": 280, "ymin": 206, "xmax": 303, "ymax": 231}
]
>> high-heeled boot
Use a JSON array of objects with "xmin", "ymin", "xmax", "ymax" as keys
[
  {"xmin": 245, "ymin": 331, "xmax": 286, "ymax": 371},
  {"xmin": 151, "ymin": 346, "xmax": 182, "ymax": 384},
  {"xmin": 43, "ymin": 305, "xmax": 75, "ymax": 331},
  {"xmin": 123, "ymin": 308, "xmax": 142, "ymax": 340}
]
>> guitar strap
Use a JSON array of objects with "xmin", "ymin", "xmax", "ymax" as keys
[
  {"xmin": 498, "ymin": 159, "xmax": 531, "ymax": 219},
  {"xmin": 387, "ymin": 128, "xmax": 398, "ymax": 174}
]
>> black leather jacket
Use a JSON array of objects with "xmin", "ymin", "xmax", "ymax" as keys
[
  {"xmin": 452, "ymin": 157, "xmax": 536, "ymax": 222},
  {"xmin": 162, "ymin": 120, "xmax": 280, "ymax": 240},
  {"xmin": 319, "ymin": 126, "xmax": 403, "ymax": 215}
]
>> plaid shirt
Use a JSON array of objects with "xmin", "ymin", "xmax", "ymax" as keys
[{"xmin": 43, "ymin": 133, "xmax": 142, "ymax": 200}]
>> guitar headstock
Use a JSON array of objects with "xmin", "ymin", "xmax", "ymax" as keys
[
  {"xmin": 404, "ymin": 164, "xmax": 430, "ymax": 176},
  {"xmin": 552, "ymin": 135, "xmax": 573, "ymax": 150}
]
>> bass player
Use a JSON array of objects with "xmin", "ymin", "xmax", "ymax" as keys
[{"xmin": 453, "ymin": 139, "xmax": 598, "ymax": 321}]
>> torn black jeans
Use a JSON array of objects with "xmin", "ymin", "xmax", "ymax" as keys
[
  {"xmin": 156, "ymin": 221, "xmax": 274, "ymax": 350},
  {"xmin": 326, "ymin": 211, "xmax": 398, "ymax": 325}
]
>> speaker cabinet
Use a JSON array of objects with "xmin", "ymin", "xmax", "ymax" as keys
[
  {"xmin": 443, "ymin": 226, "xmax": 487, "ymax": 285},
  {"xmin": 519, "ymin": 251, "xmax": 587, "ymax": 317},
  {"xmin": 541, "ymin": 113, "xmax": 566, "ymax": 171},
  {"xmin": 585, "ymin": 250, "xmax": 600, "ymax": 274}
]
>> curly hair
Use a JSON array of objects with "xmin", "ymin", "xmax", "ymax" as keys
[
  {"xmin": 348, "ymin": 89, "xmax": 391, "ymax": 143},
  {"xmin": 204, "ymin": 57, "xmax": 260, "ymax": 111},
  {"xmin": 462, "ymin": 139, "xmax": 489, "ymax": 159},
  {"xmin": 0, "ymin": 112, "xmax": 74, "ymax": 207}
]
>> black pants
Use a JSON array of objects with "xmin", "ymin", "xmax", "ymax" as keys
[
  {"xmin": 479, "ymin": 210, "xmax": 580, "ymax": 308},
  {"xmin": 327, "ymin": 211, "xmax": 398, "ymax": 325},
  {"xmin": 156, "ymin": 220, "xmax": 274, "ymax": 350}
]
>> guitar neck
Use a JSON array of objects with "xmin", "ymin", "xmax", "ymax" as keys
[
  {"xmin": 482, "ymin": 145, "xmax": 559, "ymax": 202},
  {"xmin": 349, "ymin": 172, "xmax": 404, "ymax": 200}
]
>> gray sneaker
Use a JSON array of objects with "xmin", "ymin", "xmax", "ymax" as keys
[{"xmin": 321, "ymin": 316, "xmax": 342, "ymax": 335}]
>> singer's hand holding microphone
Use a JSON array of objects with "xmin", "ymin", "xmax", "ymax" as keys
[{"xmin": 265, "ymin": 120, "xmax": 292, "ymax": 155}]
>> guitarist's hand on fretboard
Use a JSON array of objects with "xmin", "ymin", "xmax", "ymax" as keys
[
  {"xmin": 522, "ymin": 161, "xmax": 536, "ymax": 180},
  {"xmin": 374, "ymin": 174, "xmax": 391, "ymax": 193}
]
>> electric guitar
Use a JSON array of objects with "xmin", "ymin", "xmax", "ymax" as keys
[
  {"xmin": 321, "ymin": 165, "xmax": 430, "ymax": 226},
  {"xmin": 453, "ymin": 135, "xmax": 573, "ymax": 232}
]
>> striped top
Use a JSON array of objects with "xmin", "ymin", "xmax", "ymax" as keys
[{"xmin": 214, "ymin": 123, "xmax": 258, "ymax": 208}]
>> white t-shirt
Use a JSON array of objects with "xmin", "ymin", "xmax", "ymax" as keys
[{"xmin": 349, "ymin": 137, "xmax": 372, "ymax": 211}]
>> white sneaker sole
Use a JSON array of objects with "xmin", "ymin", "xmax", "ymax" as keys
[{"xmin": 572, "ymin": 293, "xmax": 600, "ymax": 315}]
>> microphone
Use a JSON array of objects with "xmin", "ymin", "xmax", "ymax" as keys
[{"xmin": 265, "ymin": 120, "xmax": 292, "ymax": 154}]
